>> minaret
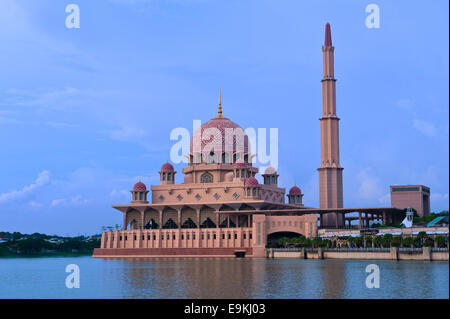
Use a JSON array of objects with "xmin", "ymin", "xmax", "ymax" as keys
[
  {"xmin": 216, "ymin": 86, "xmax": 224, "ymax": 118},
  {"xmin": 318, "ymin": 23, "xmax": 344, "ymax": 227}
]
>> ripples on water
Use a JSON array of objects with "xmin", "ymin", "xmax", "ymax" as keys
[{"xmin": 0, "ymin": 257, "xmax": 448, "ymax": 299}]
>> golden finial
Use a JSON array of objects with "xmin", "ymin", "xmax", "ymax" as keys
[{"xmin": 217, "ymin": 86, "xmax": 223, "ymax": 118}]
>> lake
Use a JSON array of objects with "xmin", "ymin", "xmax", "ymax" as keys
[{"xmin": 0, "ymin": 256, "xmax": 448, "ymax": 299}]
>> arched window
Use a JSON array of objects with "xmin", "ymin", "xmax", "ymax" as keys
[
  {"xmin": 233, "ymin": 153, "xmax": 238, "ymax": 163},
  {"xmin": 200, "ymin": 172, "xmax": 213, "ymax": 183},
  {"xmin": 244, "ymin": 154, "xmax": 248, "ymax": 163},
  {"xmin": 134, "ymin": 193, "xmax": 138, "ymax": 201},
  {"xmin": 272, "ymin": 176, "xmax": 275, "ymax": 184},
  {"xmin": 252, "ymin": 188, "xmax": 256, "ymax": 196},
  {"xmin": 208, "ymin": 152, "xmax": 216, "ymax": 164},
  {"xmin": 296, "ymin": 195, "xmax": 300, "ymax": 203},
  {"xmin": 222, "ymin": 152, "xmax": 230, "ymax": 164},
  {"xmin": 167, "ymin": 173, "xmax": 171, "ymax": 181},
  {"xmin": 236, "ymin": 170, "xmax": 240, "ymax": 178},
  {"xmin": 139, "ymin": 192, "xmax": 143, "ymax": 200},
  {"xmin": 162, "ymin": 173, "xmax": 166, "ymax": 181}
]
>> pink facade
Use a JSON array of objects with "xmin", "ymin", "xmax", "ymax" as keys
[{"xmin": 93, "ymin": 87, "xmax": 317, "ymax": 258}]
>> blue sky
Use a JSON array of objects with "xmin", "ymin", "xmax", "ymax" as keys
[{"xmin": 0, "ymin": 0, "xmax": 448, "ymax": 236}]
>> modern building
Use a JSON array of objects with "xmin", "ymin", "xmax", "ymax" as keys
[
  {"xmin": 93, "ymin": 23, "xmax": 411, "ymax": 258},
  {"xmin": 390, "ymin": 185, "xmax": 431, "ymax": 217}
]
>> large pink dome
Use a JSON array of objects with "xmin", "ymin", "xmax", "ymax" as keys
[{"xmin": 190, "ymin": 116, "xmax": 249, "ymax": 155}]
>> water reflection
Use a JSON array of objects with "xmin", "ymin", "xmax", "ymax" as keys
[
  {"xmin": 0, "ymin": 257, "xmax": 447, "ymax": 298},
  {"xmin": 117, "ymin": 258, "xmax": 270, "ymax": 298}
]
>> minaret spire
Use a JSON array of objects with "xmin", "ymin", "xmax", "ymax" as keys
[
  {"xmin": 324, "ymin": 22, "xmax": 332, "ymax": 46},
  {"xmin": 217, "ymin": 86, "xmax": 223, "ymax": 118}
]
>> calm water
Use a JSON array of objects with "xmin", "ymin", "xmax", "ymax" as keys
[{"xmin": 0, "ymin": 256, "xmax": 448, "ymax": 299}]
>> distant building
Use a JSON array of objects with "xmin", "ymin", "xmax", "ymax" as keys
[
  {"xmin": 0, "ymin": 234, "xmax": 8, "ymax": 243},
  {"xmin": 390, "ymin": 185, "xmax": 430, "ymax": 217}
]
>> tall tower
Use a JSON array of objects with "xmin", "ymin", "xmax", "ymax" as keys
[{"xmin": 318, "ymin": 23, "xmax": 344, "ymax": 227}]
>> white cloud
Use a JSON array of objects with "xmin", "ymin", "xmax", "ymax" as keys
[
  {"xmin": 413, "ymin": 119, "xmax": 437, "ymax": 137},
  {"xmin": 0, "ymin": 116, "xmax": 24, "ymax": 125},
  {"xmin": 396, "ymin": 99, "xmax": 438, "ymax": 137},
  {"xmin": 51, "ymin": 195, "xmax": 89, "ymax": 207},
  {"xmin": 28, "ymin": 201, "xmax": 43, "ymax": 208},
  {"xmin": 431, "ymin": 193, "xmax": 449, "ymax": 201},
  {"xmin": 110, "ymin": 189, "xmax": 131, "ymax": 202},
  {"xmin": 0, "ymin": 171, "xmax": 51, "ymax": 204},
  {"xmin": 396, "ymin": 99, "xmax": 414, "ymax": 111},
  {"xmin": 356, "ymin": 168, "xmax": 388, "ymax": 204},
  {"xmin": 105, "ymin": 126, "xmax": 148, "ymax": 141},
  {"xmin": 357, "ymin": 169, "xmax": 379, "ymax": 200},
  {"xmin": 1, "ymin": 87, "xmax": 80, "ymax": 108}
]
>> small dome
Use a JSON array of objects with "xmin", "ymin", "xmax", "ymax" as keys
[
  {"xmin": 264, "ymin": 166, "xmax": 277, "ymax": 175},
  {"xmin": 133, "ymin": 181, "xmax": 147, "ymax": 191},
  {"xmin": 289, "ymin": 185, "xmax": 301, "ymax": 195},
  {"xmin": 245, "ymin": 177, "xmax": 259, "ymax": 186},
  {"xmin": 161, "ymin": 161, "xmax": 174, "ymax": 172}
]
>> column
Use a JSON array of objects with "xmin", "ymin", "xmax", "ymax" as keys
[
  {"xmin": 358, "ymin": 212, "xmax": 362, "ymax": 229},
  {"xmin": 159, "ymin": 209, "xmax": 163, "ymax": 229},
  {"xmin": 123, "ymin": 212, "xmax": 127, "ymax": 230},
  {"xmin": 215, "ymin": 211, "xmax": 219, "ymax": 228},
  {"xmin": 196, "ymin": 208, "xmax": 200, "ymax": 229}
]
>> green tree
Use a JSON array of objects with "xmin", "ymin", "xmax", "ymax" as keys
[
  {"xmin": 16, "ymin": 238, "xmax": 48, "ymax": 254},
  {"xmin": 391, "ymin": 236, "xmax": 402, "ymax": 247},
  {"xmin": 434, "ymin": 235, "xmax": 446, "ymax": 248},
  {"xmin": 402, "ymin": 236, "xmax": 415, "ymax": 248},
  {"xmin": 278, "ymin": 237, "xmax": 290, "ymax": 247},
  {"xmin": 417, "ymin": 231, "xmax": 428, "ymax": 247},
  {"xmin": 382, "ymin": 234, "xmax": 393, "ymax": 247},
  {"xmin": 423, "ymin": 238, "xmax": 434, "ymax": 247},
  {"xmin": 364, "ymin": 235, "xmax": 373, "ymax": 248},
  {"xmin": 312, "ymin": 237, "xmax": 322, "ymax": 248},
  {"xmin": 373, "ymin": 236, "xmax": 383, "ymax": 248}
]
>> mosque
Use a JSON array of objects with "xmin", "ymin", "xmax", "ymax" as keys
[{"xmin": 93, "ymin": 23, "xmax": 410, "ymax": 258}]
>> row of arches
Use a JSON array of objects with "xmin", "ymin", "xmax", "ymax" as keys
[
  {"xmin": 125, "ymin": 207, "xmax": 254, "ymax": 230},
  {"xmin": 141, "ymin": 217, "xmax": 237, "ymax": 229}
]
